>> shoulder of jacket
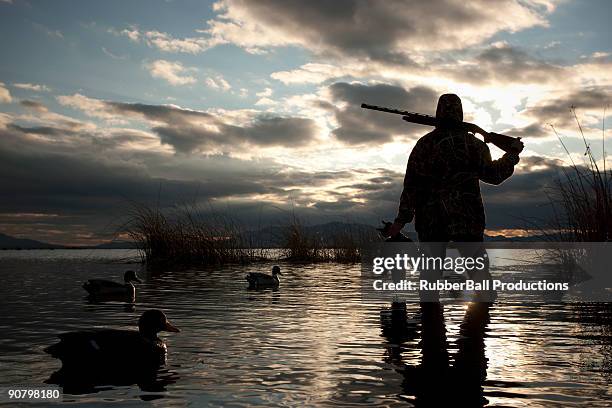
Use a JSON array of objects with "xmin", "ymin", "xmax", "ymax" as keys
[{"xmin": 415, "ymin": 130, "xmax": 437, "ymax": 146}]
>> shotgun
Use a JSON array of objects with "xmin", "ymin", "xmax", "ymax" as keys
[{"xmin": 361, "ymin": 103, "xmax": 522, "ymax": 153}]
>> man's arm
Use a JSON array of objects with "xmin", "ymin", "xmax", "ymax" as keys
[
  {"xmin": 388, "ymin": 144, "xmax": 420, "ymax": 237},
  {"xmin": 479, "ymin": 142, "xmax": 522, "ymax": 185}
]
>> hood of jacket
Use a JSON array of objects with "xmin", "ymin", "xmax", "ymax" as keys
[{"xmin": 435, "ymin": 93, "xmax": 463, "ymax": 126}]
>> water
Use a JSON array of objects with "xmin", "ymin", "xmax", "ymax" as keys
[{"xmin": 0, "ymin": 250, "xmax": 609, "ymax": 407}]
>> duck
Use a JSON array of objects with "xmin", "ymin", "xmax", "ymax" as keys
[
  {"xmin": 246, "ymin": 265, "xmax": 282, "ymax": 288},
  {"xmin": 83, "ymin": 270, "xmax": 142, "ymax": 299},
  {"xmin": 44, "ymin": 310, "xmax": 180, "ymax": 370}
]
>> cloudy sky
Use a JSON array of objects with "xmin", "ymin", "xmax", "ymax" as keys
[{"xmin": 0, "ymin": 0, "xmax": 610, "ymax": 245}]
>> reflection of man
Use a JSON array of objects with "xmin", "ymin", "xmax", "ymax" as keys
[
  {"xmin": 388, "ymin": 94, "xmax": 523, "ymax": 301},
  {"xmin": 395, "ymin": 302, "xmax": 492, "ymax": 406},
  {"xmin": 388, "ymin": 93, "xmax": 523, "ymax": 241}
]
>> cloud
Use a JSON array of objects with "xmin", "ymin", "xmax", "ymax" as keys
[
  {"xmin": 590, "ymin": 51, "xmax": 610, "ymax": 59},
  {"xmin": 54, "ymin": 95, "xmax": 320, "ymax": 153},
  {"xmin": 114, "ymin": 26, "xmax": 219, "ymax": 54},
  {"xmin": 32, "ymin": 22, "xmax": 64, "ymax": 39},
  {"xmin": 144, "ymin": 59, "xmax": 197, "ymax": 85},
  {"xmin": 0, "ymin": 82, "xmax": 11, "ymax": 103},
  {"xmin": 522, "ymin": 88, "xmax": 610, "ymax": 127},
  {"xmin": 255, "ymin": 97, "xmax": 276, "ymax": 106},
  {"xmin": 20, "ymin": 99, "xmax": 48, "ymax": 112},
  {"xmin": 0, "ymin": 126, "xmax": 254, "ymax": 242},
  {"xmin": 205, "ymin": 0, "xmax": 556, "ymax": 61},
  {"xmin": 271, "ymin": 63, "xmax": 356, "ymax": 85},
  {"xmin": 101, "ymin": 47, "xmax": 127, "ymax": 60},
  {"xmin": 205, "ymin": 75, "xmax": 231, "ymax": 91},
  {"xmin": 480, "ymin": 155, "xmax": 567, "ymax": 229},
  {"xmin": 444, "ymin": 42, "xmax": 565, "ymax": 85},
  {"xmin": 254, "ymin": 88, "xmax": 275, "ymax": 105},
  {"xmin": 505, "ymin": 122, "xmax": 549, "ymax": 138},
  {"xmin": 256, "ymin": 88, "xmax": 273, "ymax": 97},
  {"xmin": 112, "ymin": 1, "xmax": 558, "ymax": 64},
  {"xmin": 325, "ymin": 82, "xmax": 439, "ymax": 144},
  {"xmin": 57, "ymin": 93, "xmax": 117, "ymax": 120},
  {"xmin": 108, "ymin": 101, "xmax": 319, "ymax": 153},
  {"xmin": 0, "ymin": 118, "xmax": 349, "ymax": 242},
  {"xmin": 13, "ymin": 83, "xmax": 51, "ymax": 92},
  {"xmin": 118, "ymin": 26, "xmax": 141, "ymax": 42},
  {"xmin": 142, "ymin": 30, "xmax": 216, "ymax": 54},
  {"xmin": 270, "ymin": 43, "xmax": 570, "ymax": 89}
]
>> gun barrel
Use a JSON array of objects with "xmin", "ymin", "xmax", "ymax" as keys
[
  {"xmin": 361, "ymin": 104, "xmax": 437, "ymax": 126},
  {"xmin": 361, "ymin": 103, "xmax": 411, "ymax": 116}
]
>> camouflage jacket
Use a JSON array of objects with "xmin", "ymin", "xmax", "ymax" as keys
[{"xmin": 395, "ymin": 128, "xmax": 519, "ymax": 236}]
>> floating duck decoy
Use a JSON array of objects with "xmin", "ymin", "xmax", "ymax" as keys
[
  {"xmin": 45, "ymin": 310, "xmax": 180, "ymax": 368},
  {"xmin": 83, "ymin": 270, "xmax": 142, "ymax": 299},
  {"xmin": 246, "ymin": 265, "xmax": 282, "ymax": 288},
  {"xmin": 45, "ymin": 310, "xmax": 180, "ymax": 393}
]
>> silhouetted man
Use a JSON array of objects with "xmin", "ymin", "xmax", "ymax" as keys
[
  {"xmin": 388, "ymin": 93, "xmax": 523, "ymax": 242},
  {"xmin": 388, "ymin": 94, "xmax": 523, "ymax": 301}
]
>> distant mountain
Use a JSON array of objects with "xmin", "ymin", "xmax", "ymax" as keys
[
  {"xmin": 245, "ymin": 221, "xmax": 384, "ymax": 247},
  {"xmin": 0, "ymin": 225, "xmax": 547, "ymax": 250},
  {"xmin": 0, "ymin": 232, "xmax": 65, "ymax": 249},
  {"xmin": 0, "ymin": 232, "xmax": 138, "ymax": 250},
  {"xmin": 91, "ymin": 240, "xmax": 139, "ymax": 249}
]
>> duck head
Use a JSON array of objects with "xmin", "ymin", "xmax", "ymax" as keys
[
  {"xmin": 138, "ymin": 310, "xmax": 180, "ymax": 339},
  {"xmin": 272, "ymin": 265, "xmax": 282, "ymax": 276},
  {"xmin": 124, "ymin": 270, "xmax": 142, "ymax": 284}
]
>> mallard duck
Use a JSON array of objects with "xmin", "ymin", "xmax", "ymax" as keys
[
  {"xmin": 83, "ymin": 270, "xmax": 142, "ymax": 298},
  {"xmin": 246, "ymin": 265, "xmax": 282, "ymax": 288},
  {"xmin": 44, "ymin": 310, "xmax": 180, "ymax": 369}
]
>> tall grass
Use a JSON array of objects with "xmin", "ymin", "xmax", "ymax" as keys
[
  {"xmin": 125, "ymin": 202, "xmax": 263, "ymax": 266},
  {"xmin": 545, "ymin": 107, "xmax": 611, "ymax": 241},
  {"xmin": 279, "ymin": 215, "xmax": 375, "ymax": 263},
  {"xmin": 125, "ymin": 203, "xmax": 377, "ymax": 266},
  {"xmin": 533, "ymin": 108, "xmax": 611, "ymax": 283}
]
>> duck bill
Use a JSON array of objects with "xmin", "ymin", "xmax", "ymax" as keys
[{"xmin": 164, "ymin": 320, "xmax": 180, "ymax": 333}]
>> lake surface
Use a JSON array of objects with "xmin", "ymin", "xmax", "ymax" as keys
[{"xmin": 0, "ymin": 249, "xmax": 609, "ymax": 407}]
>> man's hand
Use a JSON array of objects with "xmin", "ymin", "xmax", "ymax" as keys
[
  {"xmin": 387, "ymin": 221, "xmax": 405, "ymax": 238},
  {"xmin": 511, "ymin": 139, "xmax": 524, "ymax": 154}
]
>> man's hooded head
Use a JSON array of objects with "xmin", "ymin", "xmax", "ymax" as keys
[{"xmin": 435, "ymin": 94, "xmax": 463, "ymax": 126}]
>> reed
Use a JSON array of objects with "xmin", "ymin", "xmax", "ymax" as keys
[
  {"xmin": 545, "ymin": 107, "xmax": 611, "ymax": 242},
  {"xmin": 125, "ymin": 202, "xmax": 263, "ymax": 266},
  {"xmin": 124, "ymin": 203, "xmax": 377, "ymax": 266},
  {"xmin": 279, "ymin": 215, "xmax": 376, "ymax": 263},
  {"xmin": 531, "ymin": 108, "xmax": 611, "ymax": 282}
]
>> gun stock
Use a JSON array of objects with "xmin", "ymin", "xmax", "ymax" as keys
[{"xmin": 484, "ymin": 132, "xmax": 521, "ymax": 153}]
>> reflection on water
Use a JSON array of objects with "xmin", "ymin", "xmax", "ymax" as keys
[
  {"xmin": 47, "ymin": 361, "xmax": 179, "ymax": 397},
  {"xmin": 0, "ymin": 250, "xmax": 609, "ymax": 407},
  {"xmin": 381, "ymin": 302, "xmax": 491, "ymax": 406}
]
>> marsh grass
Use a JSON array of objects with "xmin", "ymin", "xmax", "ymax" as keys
[
  {"xmin": 532, "ymin": 107, "xmax": 611, "ymax": 279},
  {"xmin": 279, "ymin": 215, "xmax": 375, "ymax": 263},
  {"xmin": 544, "ymin": 107, "xmax": 611, "ymax": 242},
  {"xmin": 125, "ymin": 202, "xmax": 265, "ymax": 266},
  {"xmin": 125, "ymin": 203, "xmax": 377, "ymax": 266}
]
